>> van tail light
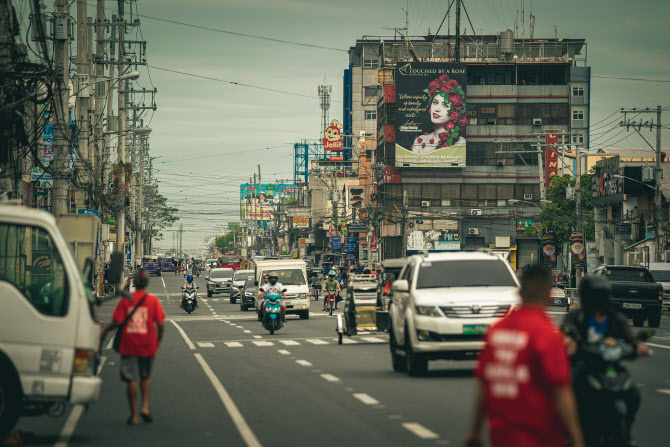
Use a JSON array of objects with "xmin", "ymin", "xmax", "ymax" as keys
[{"xmin": 73, "ymin": 349, "xmax": 97, "ymax": 376}]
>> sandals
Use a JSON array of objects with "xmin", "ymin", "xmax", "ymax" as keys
[{"xmin": 140, "ymin": 412, "xmax": 153, "ymax": 423}]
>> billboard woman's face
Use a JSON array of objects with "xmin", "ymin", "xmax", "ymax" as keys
[{"xmin": 430, "ymin": 94, "xmax": 451, "ymax": 125}]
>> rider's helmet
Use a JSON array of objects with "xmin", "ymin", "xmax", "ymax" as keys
[
  {"xmin": 579, "ymin": 276, "xmax": 612, "ymax": 317},
  {"xmin": 268, "ymin": 271, "xmax": 278, "ymax": 285},
  {"xmin": 187, "ymin": 275, "xmax": 193, "ymax": 282},
  {"xmin": 363, "ymin": 267, "xmax": 371, "ymax": 274},
  {"xmin": 133, "ymin": 268, "xmax": 149, "ymax": 289},
  {"xmin": 329, "ymin": 270, "xmax": 336, "ymax": 278}
]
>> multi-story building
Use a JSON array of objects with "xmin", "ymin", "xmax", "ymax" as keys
[{"xmin": 345, "ymin": 32, "xmax": 590, "ymax": 269}]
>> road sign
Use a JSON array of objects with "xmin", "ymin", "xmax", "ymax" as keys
[
  {"xmin": 348, "ymin": 223, "xmax": 366, "ymax": 232},
  {"xmin": 331, "ymin": 236, "xmax": 342, "ymax": 251},
  {"xmin": 346, "ymin": 237, "xmax": 357, "ymax": 254},
  {"xmin": 77, "ymin": 209, "xmax": 99, "ymax": 216}
]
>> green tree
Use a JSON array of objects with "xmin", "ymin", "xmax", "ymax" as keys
[
  {"xmin": 215, "ymin": 229, "xmax": 242, "ymax": 252},
  {"xmin": 526, "ymin": 173, "xmax": 594, "ymax": 248},
  {"xmin": 145, "ymin": 188, "xmax": 179, "ymax": 242}
]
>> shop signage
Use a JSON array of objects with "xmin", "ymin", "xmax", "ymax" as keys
[
  {"xmin": 542, "ymin": 232, "xmax": 557, "ymax": 267},
  {"xmin": 570, "ymin": 232, "xmax": 585, "ymax": 268},
  {"xmin": 293, "ymin": 217, "xmax": 309, "ymax": 228},
  {"xmin": 545, "ymin": 130, "xmax": 560, "ymax": 188},
  {"xmin": 591, "ymin": 156, "xmax": 623, "ymax": 205},
  {"xmin": 322, "ymin": 119, "xmax": 343, "ymax": 151},
  {"xmin": 348, "ymin": 223, "xmax": 367, "ymax": 232}
]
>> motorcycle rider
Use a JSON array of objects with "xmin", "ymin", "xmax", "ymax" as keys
[
  {"xmin": 322, "ymin": 270, "xmax": 341, "ymax": 311},
  {"xmin": 258, "ymin": 272, "xmax": 286, "ymax": 327},
  {"xmin": 180, "ymin": 274, "xmax": 199, "ymax": 309},
  {"xmin": 562, "ymin": 276, "xmax": 649, "ymax": 446}
]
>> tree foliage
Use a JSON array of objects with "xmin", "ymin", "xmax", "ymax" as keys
[
  {"xmin": 145, "ymin": 188, "xmax": 179, "ymax": 241},
  {"xmin": 526, "ymin": 174, "xmax": 594, "ymax": 249}
]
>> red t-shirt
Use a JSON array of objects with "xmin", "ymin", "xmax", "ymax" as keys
[
  {"xmin": 475, "ymin": 306, "xmax": 571, "ymax": 447},
  {"xmin": 112, "ymin": 291, "xmax": 165, "ymax": 357}
]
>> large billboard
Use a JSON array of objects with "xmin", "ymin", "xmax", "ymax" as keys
[
  {"xmin": 395, "ymin": 62, "xmax": 467, "ymax": 168},
  {"xmin": 240, "ymin": 184, "xmax": 296, "ymax": 221}
]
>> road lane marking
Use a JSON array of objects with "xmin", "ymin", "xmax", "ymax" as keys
[
  {"xmin": 360, "ymin": 336, "xmax": 385, "ymax": 343},
  {"xmin": 657, "ymin": 389, "xmax": 670, "ymax": 395},
  {"xmin": 648, "ymin": 343, "xmax": 670, "ymax": 350},
  {"xmin": 198, "ymin": 342, "xmax": 215, "ymax": 348},
  {"xmin": 296, "ymin": 360, "xmax": 313, "ymax": 367},
  {"xmin": 252, "ymin": 341, "xmax": 274, "ymax": 347},
  {"xmin": 105, "ymin": 331, "xmax": 115, "ymax": 350},
  {"xmin": 161, "ymin": 276, "xmax": 166, "ymax": 289},
  {"xmin": 306, "ymin": 339, "xmax": 329, "ymax": 345},
  {"xmin": 243, "ymin": 330, "xmax": 252, "ymax": 333},
  {"xmin": 170, "ymin": 320, "xmax": 196, "ymax": 350},
  {"xmin": 353, "ymin": 393, "xmax": 379, "ymax": 405},
  {"xmin": 341, "ymin": 338, "xmax": 358, "ymax": 344},
  {"xmin": 54, "ymin": 356, "xmax": 106, "ymax": 447},
  {"xmin": 194, "ymin": 354, "xmax": 262, "ymax": 447},
  {"xmin": 321, "ymin": 373, "xmax": 340, "ymax": 382},
  {"xmin": 277, "ymin": 350, "xmax": 291, "ymax": 355},
  {"xmin": 402, "ymin": 422, "xmax": 439, "ymax": 440},
  {"xmin": 225, "ymin": 342, "xmax": 243, "ymax": 348},
  {"xmin": 279, "ymin": 340, "xmax": 300, "ymax": 346},
  {"xmin": 253, "ymin": 335, "xmax": 262, "ymax": 339}
]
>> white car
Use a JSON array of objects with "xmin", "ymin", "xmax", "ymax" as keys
[
  {"xmin": 389, "ymin": 251, "xmax": 520, "ymax": 376},
  {"xmin": 230, "ymin": 269, "xmax": 254, "ymax": 304}
]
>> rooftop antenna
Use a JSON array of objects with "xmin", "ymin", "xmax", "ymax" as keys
[{"xmin": 317, "ymin": 78, "xmax": 332, "ymax": 140}]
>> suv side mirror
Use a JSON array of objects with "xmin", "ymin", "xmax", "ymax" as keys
[{"xmin": 393, "ymin": 279, "xmax": 409, "ymax": 293}]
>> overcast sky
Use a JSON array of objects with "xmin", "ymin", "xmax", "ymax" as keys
[{"xmin": 61, "ymin": 0, "xmax": 670, "ymax": 252}]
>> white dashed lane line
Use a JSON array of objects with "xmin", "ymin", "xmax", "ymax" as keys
[
  {"xmin": 658, "ymin": 389, "xmax": 670, "ymax": 395},
  {"xmin": 252, "ymin": 341, "xmax": 274, "ymax": 347},
  {"xmin": 198, "ymin": 342, "xmax": 215, "ymax": 348},
  {"xmin": 277, "ymin": 350, "xmax": 291, "ymax": 355},
  {"xmin": 296, "ymin": 360, "xmax": 313, "ymax": 367},
  {"xmin": 320, "ymin": 374, "xmax": 341, "ymax": 383},
  {"xmin": 225, "ymin": 342, "xmax": 243, "ymax": 348},
  {"xmin": 402, "ymin": 422, "xmax": 439, "ymax": 440},
  {"xmin": 305, "ymin": 339, "xmax": 329, "ymax": 345},
  {"xmin": 243, "ymin": 330, "xmax": 252, "ymax": 334},
  {"xmin": 353, "ymin": 393, "xmax": 379, "ymax": 405}
]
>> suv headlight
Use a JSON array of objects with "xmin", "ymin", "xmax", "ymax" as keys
[
  {"xmin": 415, "ymin": 306, "xmax": 440, "ymax": 317},
  {"xmin": 298, "ymin": 293, "xmax": 307, "ymax": 299}
]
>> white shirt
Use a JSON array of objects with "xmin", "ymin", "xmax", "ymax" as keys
[{"xmin": 261, "ymin": 282, "xmax": 284, "ymax": 296}]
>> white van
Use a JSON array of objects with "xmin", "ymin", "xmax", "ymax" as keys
[
  {"xmin": 648, "ymin": 262, "xmax": 670, "ymax": 309},
  {"xmin": 254, "ymin": 260, "xmax": 310, "ymax": 319},
  {"xmin": 0, "ymin": 205, "xmax": 102, "ymax": 439}
]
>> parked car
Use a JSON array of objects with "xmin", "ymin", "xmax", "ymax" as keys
[
  {"xmin": 230, "ymin": 269, "xmax": 254, "ymax": 304},
  {"xmin": 389, "ymin": 251, "xmax": 520, "ymax": 376},
  {"xmin": 206, "ymin": 268, "xmax": 234, "ymax": 297},
  {"xmin": 240, "ymin": 278, "xmax": 256, "ymax": 312},
  {"xmin": 592, "ymin": 265, "xmax": 663, "ymax": 327}
]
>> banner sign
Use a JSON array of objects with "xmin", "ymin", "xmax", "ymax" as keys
[
  {"xmin": 322, "ymin": 119, "xmax": 343, "ymax": 151},
  {"xmin": 394, "ymin": 62, "xmax": 467, "ymax": 168},
  {"xmin": 407, "ymin": 227, "xmax": 460, "ymax": 251},
  {"xmin": 293, "ymin": 217, "xmax": 309, "ymax": 228},
  {"xmin": 516, "ymin": 219, "xmax": 542, "ymax": 233},
  {"xmin": 240, "ymin": 183, "xmax": 296, "ymax": 221},
  {"xmin": 331, "ymin": 236, "xmax": 342, "ymax": 251},
  {"xmin": 542, "ymin": 232, "xmax": 557, "ymax": 267},
  {"xmin": 591, "ymin": 156, "xmax": 623, "ymax": 206},
  {"xmin": 570, "ymin": 232, "xmax": 585, "ymax": 268},
  {"xmin": 346, "ymin": 237, "xmax": 357, "ymax": 254},
  {"xmin": 545, "ymin": 130, "xmax": 560, "ymax": 188}
]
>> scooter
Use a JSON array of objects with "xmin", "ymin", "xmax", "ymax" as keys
[
  {"xmin": 181, "ymin": 287, "xmax": 199, "ymax": 314},
  {"xmin": 563, "ymin": 325, "xmax": 653, "ymax": 447},
  {"xmin": 262, "ymin": 293, "xmax": 285, "ymax": 335}
]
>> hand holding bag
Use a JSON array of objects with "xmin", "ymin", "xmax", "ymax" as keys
[{"xmin": 112, "ymin": 293, "xmax": 148, "ymax": 353}]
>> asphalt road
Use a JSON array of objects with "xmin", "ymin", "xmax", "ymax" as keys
[{"xmin": 10, "ymin": 271, "xmax": 670, "ymax": 446}]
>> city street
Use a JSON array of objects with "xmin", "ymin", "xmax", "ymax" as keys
[{"xmin": 11, "ymin": 272, "xmax": 670, "ymax": 447}]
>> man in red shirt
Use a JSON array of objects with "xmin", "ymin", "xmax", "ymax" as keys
[
  {"xmin": 464, "ymin": 264, "xmax": 584, "ymax": 447},
  {"xmin": 101, "ymin": 269, "xmax": 165, "ymax": 425}
]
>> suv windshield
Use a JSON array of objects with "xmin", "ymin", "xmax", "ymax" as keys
[
  {"xmin": 416, "ymin": 260, "xmax": 517, "ymax": 289},
  {"xmin": 220, "ymin": 256, "xmax": 240, "ymax": 265},
  {"xmin": 234, "ymin": 271, "xmax": 254, "ymax": 281},
  {"xmin": 244, "ymin": 279, "xmax": 255, "ymax": 288},
  {"xmin": 605, "ymin": 268, "xmax": 653, "ymax": 282},
  {"xmin": 262, "ymin": 269, "xmax": 306, "ymax": 285},
  {"xmin": 211, "ymin": 270, "xmax": 233, "ymax": 279}
]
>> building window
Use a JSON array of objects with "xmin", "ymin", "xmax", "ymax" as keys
[
  {"xmin": 365, "ymin": 110, "xmax": 377, "ymax": 120},
  {"xmin": 573, "ymin": 135, "xmax": 584, "ymax": 144},
  {"xmin": 572, "ymin": 110, "xmax": 584, "ymax": 121},
  {"xmin": 363, "ymin": 58, "xmax": 377, "ymax": 68},
  {"xmin": 572, "ymin": 87, "xmax": 584, "ymax": 97}
]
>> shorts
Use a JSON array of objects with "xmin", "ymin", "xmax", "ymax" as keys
[{"xmin": 120, "ymin": 356, "xmax": 154, "ymax": 382}]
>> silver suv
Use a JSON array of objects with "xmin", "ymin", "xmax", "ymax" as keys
[{"xmin": 389, "ymin": 251, "xmax": 520, "ymax": 376}]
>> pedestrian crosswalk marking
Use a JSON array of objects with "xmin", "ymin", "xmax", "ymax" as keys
[
  {"xmin": 360, "ymin": 336, "xmax": 385, "ymax": 343},
  {"xmin": 198, "ymin": 342, "xmax": 215, "ymax": 348},
  {"xmin": 243, "ymin": 330, "xmax": 251, "ymax": 334},
  {"xmin": 342, "ymin": 338, "xmax": 358, "ymax": 344},
  {"xmin": 225, "ymin": 342, "xmax": 243, "ymax": 348},
  {"xmin": 252, "ymin": 341, "xmax": 274, "ymax": 347},
  {"xmin": 279, "ymin": 340, "xmax": 300, "ymax": 346},
  {"xmin": 305, "ymin": 339, "xmax": 329, "ymax": 345}
]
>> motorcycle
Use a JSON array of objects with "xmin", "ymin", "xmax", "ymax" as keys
[
  {"xmin": 563, "ymin": 325, "xmax": 652, "ymax": 447},
  {"xmin": 324, "ymin": 291, "xmax": 339, "ymax": 316},
  {"xmin": 262, "ymin": 293, "xmax": 284, "ymax": 335},
  {"xmin": 311, "ymin": 278, "xmax": 321, "ymax": 301},
  {"xmin": 194, "ymin": 266, "xmax": 201, "ymax": 277},
  {"xmin": 181, "ymin": 287, "xmax": 199, "ymax": 314}
]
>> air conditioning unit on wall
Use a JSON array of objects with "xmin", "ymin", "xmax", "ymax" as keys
[
  {"xmin": 471, "ymin": 209, "xmax": 483, "ymax": 215},
  {"xmin": 469, "ymin": 228, "xmax": 480, "ymax": 235},
  {"xmin": 524, "ymin": 194, "xmax": 533, "ymax": 200},
  {"xmin": 532, "ymin": 118, "xmax": 542, "ymax": 126},
  {"xmin": 421, "ymin": 201, "xmax": 430, "ymax": 207}
]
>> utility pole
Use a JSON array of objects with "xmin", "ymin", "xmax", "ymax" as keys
[
  {"xmin": 137, "ymin": 135, "xmax": 146, "ymax": 257},
  {"xmin": 258, "ymin": 164, "xmax": 262, "ymax": 251},
  {"xmin": 115, "ymin": 0, "xmax": 127, "ymax": 257},
  {"xmin": 75, "ymin": 0, "xmax": 90, "ymax": 208},
  {"xmin": 52, "ymin": 0, "xmax": 71, "ymax": 218},
  {"xmin": 454, "ymin": 0, "xmax": 461, "ymax": 62}
]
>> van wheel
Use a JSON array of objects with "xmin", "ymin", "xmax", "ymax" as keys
[
  {"xmin": 405, "ymin": 327, "xmax": 428, "ymax": 377},
  {"xmin": 390, "ymin": 328, "xmax": 407, "ymax": 372},
  {"xmin": 300, "ymin": 310, "xmax": 310, "ymax": 320},
  {"xmin": 648, "ymin": 315, "xmax": 661, "ymax": 328},
  {"xmin": 633, "ymin": 316, "xmax": 645, "ymax": 327},
  {"xmin": 0, "ymin": 364, "xmax": 22, "ymax": 442}
]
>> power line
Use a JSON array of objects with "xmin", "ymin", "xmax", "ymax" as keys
[{"xmin": 592, "ymin": 75, "xmax": 670, "ymax": 83}]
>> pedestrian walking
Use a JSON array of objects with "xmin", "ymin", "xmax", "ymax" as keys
[
  {"xmin": 100, "ymin": 269, "xmax": 165, "ymax": 426},
  {"xmin": 464, "ymin": 264, "xmax": 585, "ymax": 447}
]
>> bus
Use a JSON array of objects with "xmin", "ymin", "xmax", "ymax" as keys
[
  {"xmin": 142, "ymin": 255, "xmax": 162, "ymax": 276},
  {"xmin": 218, "ymin": 255, "xmax": 241, "ymax": 271}
]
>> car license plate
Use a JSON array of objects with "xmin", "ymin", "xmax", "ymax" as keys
[
  {"xmin": 622, "ymin": 303, "xmax": 642, "ymax": 309},
  {"xmin": 553, "ymin": 298, "xmax": 565, "ymax": 305},
  {"xmin": 463, "ymin": 324, "xmax": 489, "ymax": 335}
]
